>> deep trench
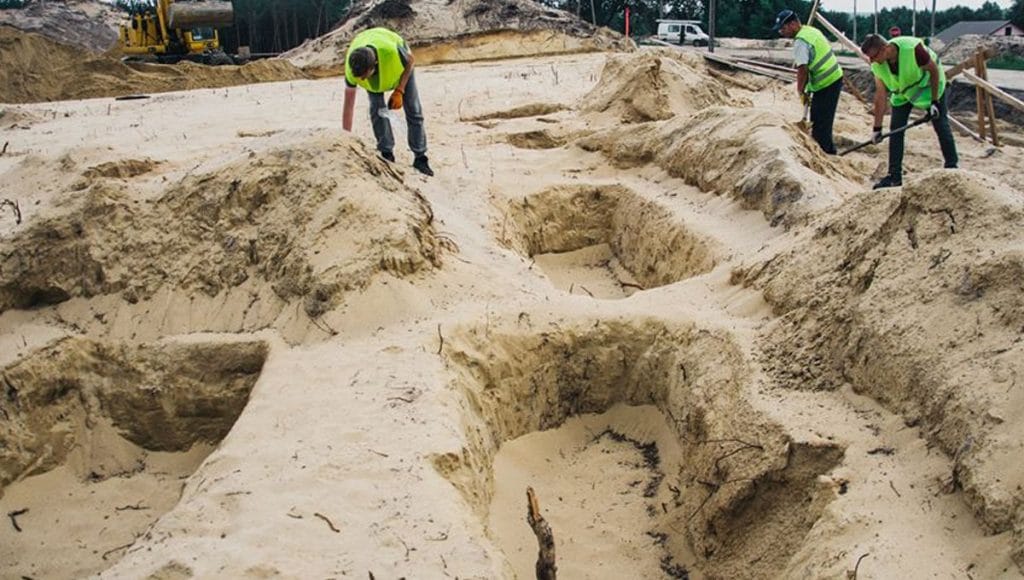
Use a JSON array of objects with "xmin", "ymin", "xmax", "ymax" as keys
[{"xmin": 435, "ymin": 316, "xmax": 844, "ymax": 579}]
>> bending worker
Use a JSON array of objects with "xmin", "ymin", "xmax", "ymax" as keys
[
  {"xmin": 773, "ymin": 9, "xmax": 844, "ymax": 154},
  {"xmin": 342, "ymin": 27, "xmax": 433, "ymax": 176},
  {"xmin": 860, "ymin": 33, "xmax": 957, "ymax": 189}
]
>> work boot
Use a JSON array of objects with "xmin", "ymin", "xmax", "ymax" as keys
[
  {"xmin": 873, "ymin": 175, "xmax": 902, "ymax": 189},
  {"xmin": 380, "ymin": 150, "xmax": 395, "ymax": 163},
  {"xmin": 413, "ymin": 155, "xmax": 434, "ymax": 177},
  {"xmin": 944, "ymin": 162, "xmax": 958, "ymax": 169}
]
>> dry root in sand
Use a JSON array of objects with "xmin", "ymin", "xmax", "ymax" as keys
[
  {"xmin": 734, "ymin": 170, "xmax": 1024, "ymax": 555},
  {"xmin": 0, "ymin": 135, "xmax": 442, "ymax": 325}
]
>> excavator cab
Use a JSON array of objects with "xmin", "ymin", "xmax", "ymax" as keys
[{"xmin": 120, "ymin": 0, "xmax": 236, "ymax": 65}]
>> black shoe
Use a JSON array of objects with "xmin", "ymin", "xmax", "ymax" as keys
[
  {"xmin": 944, "ymin": 162, "xmax": 958, "ymax": 169},
  {"xmin": 413, "ymin": 155, "xmax": 434, "ymax": 177},
  {"xmin": 380, "ymin": 150, "xmax": 395, "ymax": 163},
  {"xmin": 873, "ymin": 175, "xmax": 902, "ymax": 189}
]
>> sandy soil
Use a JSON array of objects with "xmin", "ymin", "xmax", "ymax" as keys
[{"xmin": 2, "ymin": 43, "xmax": 1024, "ymax": 580}]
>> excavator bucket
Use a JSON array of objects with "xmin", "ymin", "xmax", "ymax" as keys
[{"xmin": 168, "ymin": 1, "xmax": 235, "ymax": 29}]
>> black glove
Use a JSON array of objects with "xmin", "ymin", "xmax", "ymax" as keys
[
  {"xmin": 871, "ymin": 126, "xmax": 883, "ymax": 144},
  {"xmin": 928, "ymin": 100, "xmax": 941, "ymax": 119}
]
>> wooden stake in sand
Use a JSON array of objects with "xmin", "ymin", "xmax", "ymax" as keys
[{"xmin": 526, "ymin": 487, "xmax": 556, "ymax": 580}]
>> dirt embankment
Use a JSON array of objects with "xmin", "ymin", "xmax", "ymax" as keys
[
  {"xmin": 734, "ymin": 170, "xmax": 1024, "ymax": 566},
  {"xmin": 0, "ymin": 26, "xmax": 308, "ymax": 103},
  {"xmin": 283, "ymin": 0, "xmax": 631, "ymax": 71},
  {"xmin": 0, "ymin": 0, "xmax": 120, "ymax": 53}
]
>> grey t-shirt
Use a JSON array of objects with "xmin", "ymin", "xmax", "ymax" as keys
[{"xmin": 793, "ymin": 38, "xmax": 814, "ymax": 67}]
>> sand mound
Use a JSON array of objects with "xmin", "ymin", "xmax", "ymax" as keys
[
  {"xmin": 733, "ymin": 170, "xmax": 1024, "ymax": 563},
  {"xmin": 0, "ymin": 1, "xmax": 119, "ymax": 53},
  {"xmin": 940, "ymin": 34, "xmax": 1024, "ymax": 66},
  {"xmin": 438, "ymin": 314, "xmax": 844, "ymax": 579},
  {"xmin": 0, "ymin": 133, "xmax": 442, "ymax": 325},
  {"xmin": 282, "ymin": 0, "xmax": 631, "ymax": 71},
  {"xmin": 578, "ymin": 106, "xmax": 855, "ymax": 226},
  {"xmin": 580, "ymin": 50, "xmax": 736, "ymax": 122},
  {"xmin": 0, "ymin": 27, "xmax": 307, "ymax": 104}
]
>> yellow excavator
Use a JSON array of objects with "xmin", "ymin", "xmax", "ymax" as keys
[{"xmin": 119, "ymin": 0, "xmax": 238, "ymax": 65}]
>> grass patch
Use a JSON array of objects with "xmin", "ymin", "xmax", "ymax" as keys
[{"xmin": 987, "ymin": 54, "xmax": 1024, "ymax": 71}]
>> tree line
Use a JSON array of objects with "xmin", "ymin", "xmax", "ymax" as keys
[
  {"xmin": 2, "ymin": 0, "xmax": 1022, "ymax": 51},
  {"xmin": 544, "ymin": 0, "xmax": 1023, "ymax": 42}
]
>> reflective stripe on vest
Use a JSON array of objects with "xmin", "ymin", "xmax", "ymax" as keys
[
  {"xmin": 344, "ymin": 28, "xmax": 406, "ymax": 93},
  {"xmin": 795, "ymin": 25, "xmax": 843, "ymax": 92},
  {"xmin": 869, "ymin": 36, "xmax": 946, "ymax": 109}
]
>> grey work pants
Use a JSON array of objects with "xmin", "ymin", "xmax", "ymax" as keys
[
  {"xmin": 888, "ymin": 90, "xmax": 958, "ymax": 180},
  {"xmin": 367, "ymin": 72, "xmax": 427, "ymax": 157}
]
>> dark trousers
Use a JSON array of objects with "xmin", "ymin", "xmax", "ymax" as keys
[
  {"xmin": 810, "ymin": 77, "xmax": 842, "ymax": 154},
  {"xmin": 368, "ymin": 72, "xmax": 427, "ymax": 156},
  {"xmin": 888, "ymin": 90, "xmax": 958, "ymax": 180}
]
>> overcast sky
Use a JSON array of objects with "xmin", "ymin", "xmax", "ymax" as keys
[{"xmin": 822, "ymin": 0, "xmax": 1013, "ymax": 13}]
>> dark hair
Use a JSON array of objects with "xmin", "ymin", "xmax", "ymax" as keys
[
  {"xmin": 349, "ymin": 47, "xmax": 374, "ymax": 77},
  {"xmin": 860, "ymin": 33, "xmax": 887, "ymax": 55}
]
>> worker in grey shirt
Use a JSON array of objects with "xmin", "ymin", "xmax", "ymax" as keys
[{"xmin": 773, "ymin": 9, "xmax": 844, "ymax": 154}]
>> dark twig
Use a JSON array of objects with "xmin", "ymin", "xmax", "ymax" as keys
[
  {"xmin": 1, "ymin": 199, "xmax": 21, "ymax": 224},
  {"xmin": 850, "ymin": 553, "xmax": 870, "ymax": 579},
  {"xmin": 114, "ymin": 503, "xmax": 149, "ymax": 511},
  {"xmin": 889, "ymin": 481, "xmax": 902, "ymax": 498},
  {"xmin": 101, "ymin": 540, "xmax": 136, "ymax": 560},
  {"xmin": 436, "ymin": 323, "xmax": 444, "ymax": 355},
  {"xmin": 314, "ymin": 512, "xmax": 340, "ymax": 533},
  {"xmin": 7, "ymin": 508, "xmax": 28, "ymax": 532},
  {"xmin": 1, "ymin": 141, "xmax": 8, "ymax": 155},
  {"xmin": 526, "ymin": 487, "xmax": 557, "ymax": 580}
]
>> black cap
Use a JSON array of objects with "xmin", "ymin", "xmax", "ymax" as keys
[{"xmin": 771, "ymin": 9, "xmax": 797, "ymax": 33}]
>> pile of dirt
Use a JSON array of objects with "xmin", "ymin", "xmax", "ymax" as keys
[
  {"xmin": 0, "ymin": 1, "xmax": 119, "ymax": 53},
  {"xmin": 580, "ymin": 50, "xmax": 736, "ymax": 122},
  {"xmin": 0, "ymin": 134, "xmax": 443, "ymax": 325},
  {"xmin": 732, "ymin": 170, "xmax": 1024, "ymax": 566},
  {"xmin": 940, "ymin": 33, "xmax": 1024, "ymax": 66},
  {"xmin": 0, "ymin": 27, "xmax": 308, "ymax": 103},
  {"xmin": 577, "ymin": 106, "xmax": 856, "ymax": 226},
  {"xmin": 282, "ymin": 0, "xmax": 631, "ymax": 71}
]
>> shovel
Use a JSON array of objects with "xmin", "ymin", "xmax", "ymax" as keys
[
  {"xmin": 839, "ymin": 115, "xmax": 933, "ymax": 156},
  {"xmin": 797, "ymin": 102, "xmax": 810, "ymax": 133}
]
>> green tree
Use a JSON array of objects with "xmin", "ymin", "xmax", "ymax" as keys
[{"xmin": 1009, "ymin": 0, "xmax": 1024, "ymax": 28}]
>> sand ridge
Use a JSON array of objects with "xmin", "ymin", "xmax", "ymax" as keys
[{"xmin": 1, "ymin": 35, "xmax": 1023, "ymax": 580}]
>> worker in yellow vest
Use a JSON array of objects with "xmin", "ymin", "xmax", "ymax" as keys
[
  {"xmin": 342, "ymin": 27, "xmax": 433, "ymax": 176},
  {"xmin": 860, "ymin": 33, "xmax": 958, "ymax": 189},
  {"xmin": 773, "ymin": 9, "xmax": 844, "ymax": 154}
]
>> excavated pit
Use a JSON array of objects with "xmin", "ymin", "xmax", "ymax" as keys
[
  {"xmin": 0, "ymin": 337, "xmax": 268, "ymax": 579},
  {"xmin": 436, "ymin": 316, "xmax": 844, "ymax": 579},
  {"xmin": 500, "ymin": 184, "xmax": 718, "ymax": 298}
]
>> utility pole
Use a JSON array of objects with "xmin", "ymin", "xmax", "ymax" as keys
[
  {"xmin": 874, "ymin": 0, "xmax": 878, "ymax": 34},
  {"xmin": 930, "ymin": 0, "xmax": 937, "ymax": 40},
  {"xmin": 912, "ymin": 0, "xmax": 917, "ymax": 37},
  {"xmin": 708, "ymin": 0, "xmax": 716, "ymax": 53},
  {"xmin": 853, "ymin": 0, "xmax": 858, "ymax": 44}
]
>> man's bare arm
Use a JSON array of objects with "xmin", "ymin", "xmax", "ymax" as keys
[{"xmin": 342, "ymin": 85, "xmax": 357, "ymax": 131}]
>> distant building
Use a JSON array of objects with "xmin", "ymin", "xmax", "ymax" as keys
[{"xmin": 935, "ymin": 20, "xmax": 1024, "ymax": 46}]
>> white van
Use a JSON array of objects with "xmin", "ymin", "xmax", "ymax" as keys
[{"xmin": 656, "ymin": 19, "xmax": 710, "ymax": 46}]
